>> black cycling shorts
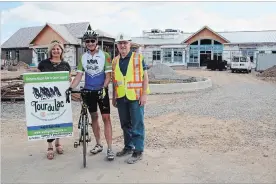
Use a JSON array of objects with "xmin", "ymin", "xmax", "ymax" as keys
[{"xmin": 82, "ymin": 88, "xmax": 110, "ymax": 114}]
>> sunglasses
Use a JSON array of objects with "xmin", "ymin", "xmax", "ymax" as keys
[{"xmin": 85, "ymin": 40, "xmax": 96, "ymax": 43}]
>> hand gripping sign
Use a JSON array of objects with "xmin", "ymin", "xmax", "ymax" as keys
[{"xmin": 23, "ymin": 71, "xmax": 73, "ymax": 141}]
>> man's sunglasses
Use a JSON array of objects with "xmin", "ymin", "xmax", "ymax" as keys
[{"xmin": 85, "ymin": 40, "xmax": 96, "ymax": 43}]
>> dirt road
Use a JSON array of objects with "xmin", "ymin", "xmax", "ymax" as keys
[{"xmin": 1, "ymin": 69, "xmax": 276, "ymax": 183}]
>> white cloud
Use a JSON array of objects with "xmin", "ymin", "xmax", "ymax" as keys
[{"xmin": 2, "ymin": 1, "xmax": 276, "ymax": 40}]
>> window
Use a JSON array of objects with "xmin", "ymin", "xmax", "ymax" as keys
[
  {"xmin": 240, "ymin": 57, "xmax": 246, "ymax": 62},
  {"xmin": 259, "ymin": 51, "xmax": 265, "ymax": 54},
  {"xmin": 152, "ymin": 51, "xmax": 161, "ymax": 61},
  {"xmin": 5, "ymin": 51, "xmax": 9, "ymax": 60},
  {"xmin": 190, "ymin": 41, "xmax": 198, "ymax": 45},
  {"xmin": 173, "ymin": 49, "xmax": 183, "ymax": 63},
  {"xmin": 214, "ymin": 40, "xmax": 222, "ymax": 45},
  {"xmin": 5, "ymin": 51, "xmax": 12, "ymax": 60},
  {"xmin": 142, "ymin": 51, "xmax": 152, "ymax": 65},
  {"xmin": 162, "ymin": 48, "xmax": 172, "ymax": 63},
  {"xmin": 200, "ymin": 39, "xmax": 212, "ymax": 45},
  {"xmin": 37, "ymin": 48, "xmax": 48, "ymax": 62},
  {"xmin": 214, "ymin": 53, "xmax": 222, "ymax": 60},
  {"xmin": 272, "ymin": 51, "xmax": 276, "ymax": 54},
  {"xmin": 189, "ymin": 47, "xmax": 199, "ymax": 63},
  {"xmin": 232, "ymin": 57, "xmax": 239, "ymax": 62},
  {"xmin": 15, "ymin": 50, "xmax": 19, "ymax": 61}
]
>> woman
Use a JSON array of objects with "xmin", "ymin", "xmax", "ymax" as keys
[{"xmin": 37, "ymin": 40, "xmax": 71, "ymax": 160}]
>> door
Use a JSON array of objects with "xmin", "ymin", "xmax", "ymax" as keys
[{"xmin": 200, "ymin": 51, "xmax": 211, "ymax": 66}]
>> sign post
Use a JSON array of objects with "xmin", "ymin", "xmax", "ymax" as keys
[{"xmin": 23, "ymin": 71, "xmax": 73, "ymax": 141}]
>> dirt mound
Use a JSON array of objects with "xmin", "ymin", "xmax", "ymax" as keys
[
  {"xmin": 148, "ymin": 64, "xmax": 177, "ymax": 80},
  {"xmin": 148, "ymin": 64, "xmax": 197, "ymax": 83},
  {"xmin": 257, "ymin": 65, "xmax": 276, "ymax": 77}
]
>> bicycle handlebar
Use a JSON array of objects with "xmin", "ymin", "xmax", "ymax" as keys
[
  {"xmin": 65, "ymin": 88, "xmax": 102, "ymax": 103},
  {"xmin": 70, "ymin": 89, "xmax": 97, "ymax": 94}
]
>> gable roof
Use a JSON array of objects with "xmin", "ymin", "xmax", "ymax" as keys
[
  {"xmin": 1, "ymin": 22, "xmax": 91, "ymax": 49},
  {"xmin": 95, "ymin": 29, "xmax": 115, "ymax": 39},
  {"xmin": 182, "ymin": 26, "xmax": 230, "ymax": 43},
  {"xmin": 62, "ymin": 22, "xmax": 90, "ymax": 38},
  {"xmin": 29, "ymin": 23, "xmax": 79, "ymax": 45},
  {"xmin": 131, "ymin": 28, "xmax": 276, "ymax": 46},
  {"xmin": 1, "ymin": 26, "xmax": 44, "ymax": 49}
]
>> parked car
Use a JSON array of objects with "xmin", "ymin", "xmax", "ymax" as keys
[{"xmin": 230, "ymin": 56, "xmax": 252, "ymax": 73}]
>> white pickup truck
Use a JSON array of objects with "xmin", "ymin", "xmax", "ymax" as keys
[{"xmin": 230, "ymin": 56, "xmax": 252, "ymax": 73}]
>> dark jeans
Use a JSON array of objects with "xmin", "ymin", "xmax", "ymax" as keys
[{"xmin": 116, "ymin": 97, "xmax": 145, "ymax": 152}]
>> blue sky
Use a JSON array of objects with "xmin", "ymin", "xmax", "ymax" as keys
[
  {"xmin": 1, "ymin": 1, "xmax": 276, "ymax": 44},
  {"xmin": 0, "ymin": 2, "xmax": 21, "ymax": 10}
]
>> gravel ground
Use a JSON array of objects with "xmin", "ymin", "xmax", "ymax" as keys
[
  {"xmin": 1, "ymin": 69, "xmax": 276, "ymax": 183},
  {"xmin": 1, "ymin": 70, "xmax": 276, "ymax": 147}
]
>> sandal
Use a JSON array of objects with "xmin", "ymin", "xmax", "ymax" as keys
[
  {"xmin": 55, "ymin": 144, "xmax": 64, "ymax": 154},
  {"xmin": 47, "ymin": 148, "xmax": 54, "ymax": 160}
]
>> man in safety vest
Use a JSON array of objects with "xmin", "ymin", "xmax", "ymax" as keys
[{"xmin": 112, "ymin": 33, "xmax": 150, "ymax": 164}]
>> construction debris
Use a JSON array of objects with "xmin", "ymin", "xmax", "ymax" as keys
[
  {"xmin": 2, "ymin": 61, "xmax": 30, "ymax": 71},
  {"xmin": 257, "ymin": 65, "xmax": 276, "ymax": 78},
  {"xmin": 1, "ymin": 73, "xmax": 83, "ymax": 102},
  {"xmin": 1, "ymin": 76, "xmax": 23, "ymax": 82},
  {"xmin": 1, "ymin": 82, "xmax": 24, "ymax": 102}
]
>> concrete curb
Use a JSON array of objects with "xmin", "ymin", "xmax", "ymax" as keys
[
  {"xmin": 147, "ymin": 77, "xmax": 213, "ymax": 94},
  {"xmin": 77, "ymin": 77, "xmax": 212, "ymax": 96}
]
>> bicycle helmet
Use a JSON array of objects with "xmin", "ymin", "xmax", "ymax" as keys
[{"xmin": 83, "ymin": 30, "xmax": 98, "ymax": 41}]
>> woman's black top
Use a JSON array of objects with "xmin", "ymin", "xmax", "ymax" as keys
[{"xmin": 38, "ymin": 58, "xmax": 71, "ymax": 72}]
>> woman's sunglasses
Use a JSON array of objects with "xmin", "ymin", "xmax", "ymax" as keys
[{"xmin": 85, "ymin": 39, "xmax": 96, "ymax": 43}]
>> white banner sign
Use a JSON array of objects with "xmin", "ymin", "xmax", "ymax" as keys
[{"xmin": 23, "ymin": 71, "xmax": 73, "ymax": 141}]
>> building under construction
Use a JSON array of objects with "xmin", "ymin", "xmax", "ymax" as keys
[
  {"xmin": 1, "ymin": 23, "xmax": 276, "ymax": 68},
  {"xmin": 131, "ymin": 26, "xmax": 276, "ymax": 67}
]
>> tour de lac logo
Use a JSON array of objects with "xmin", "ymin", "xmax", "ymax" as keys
[{"xmin": 31, "ymin": 86, "xmax": 66, "ymax": 121}]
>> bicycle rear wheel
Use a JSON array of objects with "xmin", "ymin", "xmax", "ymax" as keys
[{"xmin": 82, "ymin": 118, "xmax": 87, "ymax": 168}]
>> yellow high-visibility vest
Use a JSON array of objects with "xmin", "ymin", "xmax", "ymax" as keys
[{"xmin": 112, "ymin": 52, "xmax": 150, "ymax": 100}]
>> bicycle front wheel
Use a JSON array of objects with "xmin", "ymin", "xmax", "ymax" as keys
[{"xmin": 82, "ymin": 119, "xmax": 87, "ymax": 168}]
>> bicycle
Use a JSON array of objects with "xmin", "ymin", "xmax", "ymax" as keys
[{"xmin": 66, "ymin": 88, "xmax": 92, "ymax": 168}]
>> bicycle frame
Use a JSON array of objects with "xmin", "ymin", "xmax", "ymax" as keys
[
  {"xmin": 76, "ymin": 101, "xmax": 91, "ymax": 144},
  {"xmin": 69, "ymin": 90, "xmax": 92, "ymax": 168}
]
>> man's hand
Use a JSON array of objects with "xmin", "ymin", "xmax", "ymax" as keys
[
  {"xmin": 139, "ymin": 94, "xmax": 147, "ymax": 106},
  {"xmin": 112, "ymin": 97, "xmax": 117, "ymax": 108},
  {"xmin": 98, "ymin": 87, "xmax": 107, "ymax": 100}
]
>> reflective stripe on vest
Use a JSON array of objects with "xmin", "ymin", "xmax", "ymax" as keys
[{"xmin": 132, "ymin": 52, "xmax": 142, "ymax": 98}]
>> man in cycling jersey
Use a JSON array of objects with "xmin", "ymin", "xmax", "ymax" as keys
[{"xmin": 69, "ymin": 30, "xmax": 114, "ymax": 160}]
